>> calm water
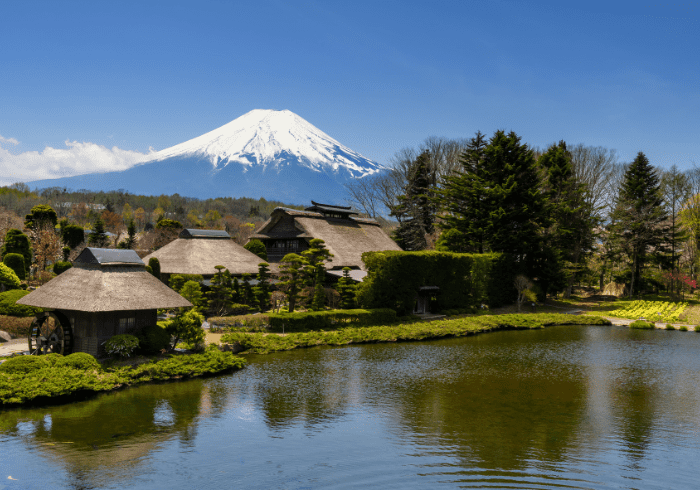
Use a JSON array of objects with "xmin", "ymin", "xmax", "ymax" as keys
[{"xmin": 2, "ymin": 325, "xmax": 700, "ymax": 489}]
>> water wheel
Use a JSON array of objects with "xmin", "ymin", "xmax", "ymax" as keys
[{"xmin": 28, "ymin": 311, "xmax": 73, "ymax": 355}]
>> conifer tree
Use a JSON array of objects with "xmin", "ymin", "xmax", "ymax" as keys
[
  {"xmin": 279, "ymin": 253, "xmax": 304, "ymax": 312},
  {"xmin": 2, "ymin": 229, "xmax": 32, "ymax": 275},
  {"xmin": 301, "ymin": 238, "xmax": 333, "ymax": 287},
  {"xmin": 88, "ymin": 217, "xmax": 109, "ymax": 247},
  {"xmin": 255, "ymin": 262, "xmax": 271, "ymax": 312},
  {"xmin": 311, "ymin": 266, "xmax": 326, "ymax": 310},
  {"xmin": 337, "ymin": 267, "xmax": 356, "ymax": 309},
  {"xmin": 611, "ymin": 152, "xmax": 668, "ymax": 296},
  {"xmin": 207, "ymin": 265, "xmax": 234, "ymax": 316}
]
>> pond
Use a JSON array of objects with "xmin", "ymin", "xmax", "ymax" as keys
[{"xmin": 2, "ymin": 325, "xmax": 700, "ymax": 489}]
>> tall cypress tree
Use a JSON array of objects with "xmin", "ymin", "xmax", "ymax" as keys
[{"xmin": 611, "ymin": 152, "xmax": 668, "ymax": 296}]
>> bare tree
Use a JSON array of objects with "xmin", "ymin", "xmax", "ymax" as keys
[{"xmin": 514, "ymin": 275, "xmax": 533, "ymax": 312}]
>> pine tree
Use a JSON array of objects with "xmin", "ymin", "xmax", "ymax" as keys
[
  {"xmin": 611, "ymin": 152, "xmax": 668, "ymax": 296},
  {"xmin": 88, "ymin": 217, "xmax": 109, "ymax": 247},
  {"xmin": 255, "ymin": 262, "xmax": 272, "ymax": 312},
  {"xmin": 438, "ymin": 131, "xmax": 489, "ymax": 253},
  {"xmin": 391, "ymin": 151, "xmax": 437, "ymax": 250},
  {"xmin": 337, "ymin": 267, "xmax": 356, "ymax": 309},
  {"xmin": 207, "ymin": 265, "xmax": 234, "ymax": 316},
  {"xmin": 301, "ymin": 238, "xmax": 333, "ymax": 287},
  {"xmin": 279, "ymin": 253, "xmax": 304, "ymax": 312},
  {"xmin": 311, "ymin": 266, "xmax": 326, "ymax": 310}
]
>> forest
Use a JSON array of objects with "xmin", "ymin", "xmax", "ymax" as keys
[{"xmin": 346, "ymin": 131, "xmax": 700, "ymax": 299}]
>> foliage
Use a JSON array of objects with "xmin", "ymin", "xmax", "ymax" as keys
[
  {"xmin": 0, "ymin": 315, "xmax": 33, "ymax": 337},
  {"xmin": 1, "ymin": 229, "xmax": 32, "ymax": 275},
  {"xmin": 55, "ymin": 352, "xmax": 101, "ymax": 370},
  {"xmin": 148, "ymin": 257, "xmax": 161, "ymax": 279},
  {"xmin": 244, "ymin": 239, "xmax": 268, "ymax": 260},
  {"xmin": 168, "ymin": 274, "xmax": 204, "ymax": 292},
  {"xmin": 60, "ymin": 223, "xmax": 85, "ymax": 249},
  {"xmin": 88, "ymin": 217, "xmax": 109, "ymax": 247},
  {"xmin": 0, "ymin": 350, "xmax": 245, "ymax": 405},
  {"xmin": 311, "ymin": 266, "xmax": 326, "ymax": 310},
  {"xmin": 266, "ymin": 308, "xmax": 398, "ymax": 333},
  {"xmin": 135, "ymin": 324, "xmax": 172, "ymax": 354},
  {"xmin": 53, "ymin": 261, "xmax": 72, "ymax": 275},
  {"xmin": 166, "ymin": 309, "xmax": 206, "ymax": 351},
  {"xmin": 301, "ymin": 239, "xmax": 333, "ymax": 286},
  {"xmin": 0, "ymin": 355, "xmax": 49, "ymax": 374},
  {"xmin": 279, "ymin": 253, "xmax": 305, "ymax": 312},
  {"xmin": 155, "ymin": 218, "xmax": 183, "ymax": 230},
  {"xmin": 208, "ymin": 314, "xmax": 269, "ymax": 331},
  {"xmin": 179, "ymin": 280, "xmax": 205, "ymax": 309},
  {"xmin": 103, "ymin": 334, "xmax": 140, "ymax": 358},
  {"xmin": 609, "ymin": 300, "xmax": 687, "ymax": 323},
  {"xmin": 3, "ymin": 253, "xmax": 25, "ymax": 280},
  {"xmin": 255, "ymin": 262, "xmax": 271, "ymax": 312},
  {"xmin": 357, "ymin": 251, "xmax": 516, "ymax": 315},
  {"xmin": 629, "ymin": 320, "xmax": 655, "ymax": 329},
  {"xmin": 337, "ymin": 267, "xmax": 357, "ymax": 309},
  {"xmin": 24, "ymin": 204, "xmax": 57, "ymax": 230},
  {"xmin": 665, "ymin": 323, "xmax": 675, "ymax": 330},
  {"xmin": 679, "ymin": 325, "xmax": 689, "ymax": 331},
  {"xmin": 0, "ymin": 265, "xmax": 22, "ymax": 292},
  {"xmin": 221, "ymin": 313, "xmax": 611, "ymax": 355},
  {"xmin": 207, "ymin": 266, "xmax": 234, "ymax": 316}
]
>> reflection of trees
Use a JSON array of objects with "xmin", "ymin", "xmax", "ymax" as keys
[{"xmin": 0, "ymin": 378, "xmax": 216, "ymax": 487}]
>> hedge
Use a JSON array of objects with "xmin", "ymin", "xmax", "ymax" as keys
[
  {"xmin": 266, "ymin": 308, "xmax": 397, "ymax": 332},
  {"xmin": 0, "ymin": 290, "xmax": 42, "ymax": 317},
  {"xmin": 53, "ymin": 261, "xmax": 73, "ymax": 275},
  {"xmin": 357, "ymin": 251, "xmax": 518, "ymax": 315},
  {"xmin": 3, "ymin": 253, "xmax": 25, "ymax": 280}
]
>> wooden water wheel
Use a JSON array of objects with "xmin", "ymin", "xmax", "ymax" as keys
[{"xmin": 28, "ymin": 311, "xmax": 73, "ymax": 355}]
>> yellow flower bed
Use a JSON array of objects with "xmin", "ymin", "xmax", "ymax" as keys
[{"xmin": 610, "ymin": 300, "xmax": 688, "ymax": 323}]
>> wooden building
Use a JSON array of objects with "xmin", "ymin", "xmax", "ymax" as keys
[
  {"xmin": 250, "ymin": 201, "xmax": 401, "ymax": 273},
  {"xmin": 143, "ymin": 229, "xmax": 266, "ymax": 282},
  {"xmin": 16, "ymin": 248, "xmax": 191, "ymax": 357}
]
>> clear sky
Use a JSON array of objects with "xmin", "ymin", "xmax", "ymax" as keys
[{"xmin": 1, "ymin": 0, "xmax": 698, "ymax": 185}]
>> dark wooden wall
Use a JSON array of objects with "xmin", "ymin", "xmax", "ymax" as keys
[{"xmin": 64, "ymin": 309, "xmax": 158, "ymax": 357}]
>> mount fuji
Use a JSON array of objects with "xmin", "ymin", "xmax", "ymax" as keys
[{"xmin": 28, "ymin": 110, "xmax": 384, "ymax": 205}]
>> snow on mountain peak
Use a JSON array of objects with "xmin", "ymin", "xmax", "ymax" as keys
[{"xmin": 150, "ymin": 109, "xmax": 383, "ymax": 177}]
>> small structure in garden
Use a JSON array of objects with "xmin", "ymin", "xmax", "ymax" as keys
[
  {"xmin": 16, "ymin": 248, "xmax": 191, "ymax": 356},
  {"xmin": 413, "ymin": 286, "xmax": 439, "ymax": 314},
  {"xmin": 250, "ymin": 201, "xmax": 401, "ymax": 270},
  {"xmin": 143, "ymin": 229, "xmax": 265, "ymax": 282}
]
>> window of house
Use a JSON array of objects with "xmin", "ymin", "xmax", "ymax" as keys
[{"xmin": 118, "ymin": 317, "xmax": 136, "ymax": 334}]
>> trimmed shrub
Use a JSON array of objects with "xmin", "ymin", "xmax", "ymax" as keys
[
  {"xmin": 0, "ymin": 355, "xmax": 48, "ymax": 374},
  {"xmin": 169, "ymin": 274, "xmax": 204, "ymax": 292},
  {"xmin": 665, "ymin": 324, "xmax": 675, "ymax": 330},
  {"xmin": 267, "ymin": 308, "xmax": 397, "ymax": 333},
  {"xmin": 136, "ymin": 324, "xmax": 172, "ymax": 354},
  {"xmin": 679, "ymin": 325, "xmax": 689, "ymax": 331},
  {"xmin": 53, "ymin": 261, "xmax": 73, "ymax": 275},
  {"xmin": 3, "ymin": 253, "xmax": 25, "ymax": 280},
  {"xmin": 244, "ymin": 239, "xmax": 268, "ymax": 260},
  {"xmin": 358, "ymin": 251, "xmax": 517, "ymax": 315},
  {"xmin": 103, "ymin": 335, "xmax": 139, "ymax": 358},
  {"xmin": 0, "ymin": 263, "xmax": 21, "ymax": 290},
  {"xmin": 148, "ymin": 257, "xmax": 161, "ymax": 279},
  {"xmin": 630, "ymin": 320, "xmax": 655, "ymax": 329},
  {"xmin": 166, "ymin": 309, "xmax": 205, "ymax": 350},
  {"xmin": 0, "ymin": 290, "xmax": 42, "ymax": 317},
  {"xmin": 56, "ymin": 352, "xmax": 101, "ymax": 370}
]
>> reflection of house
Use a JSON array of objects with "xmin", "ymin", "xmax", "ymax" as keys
[
  {"xmin": 143, "ymin": 229, "xmax": 265, "ymax": 282},
  {"xmin": 16, "ymin": 248, "xmax": 191, "ymax": 356},
  {"xmin": 250, "ymin": 201, "xmax": 401, "ymax": 275}
]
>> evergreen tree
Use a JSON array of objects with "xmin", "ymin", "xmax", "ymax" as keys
[
  {"xmin": 61, "ymin": 224, "xmax": 84, "ymax": 249},
  {"xmin": 391, "ymin": 151, "xmax": 437, "ymax": 250},
  {"xmin": 24, "ymin": 204, "xmax": 57, "ymax": 230},
  {"xmin": 255, "ymin": 262, "xmax": 272, "ymax": 312},
  {"xmin": 231, "ymin": 276, "xmax": 241, "ymax": 304},
  {"xmin": 311, "ymin": 266, "xmax": 326, "ymax": 310},
  {"xmin": 148, "ymin": 257, "xmax": 161, "ymax": 280},
  {"xmin": 337, "ymin": 267, "xmax": 356, "ymax": 309},
  {"xmin": 1, "ymin": 229, "xmax": 32, "ymax": 275},
  {"xmin": 301, "ymin": 238, "xmax": 333, "ymax": 287},
  {"xmin": 537, "ymin": 141, "xmax": 593, "ymax": 298},
  {"xmin": 207, "ymin": 265, "xmax": 234, "ymax": 316},
  {"xmin": 88, "ymin": 217, "xmax": 109, "ymax": 247},
  {"xmin": 611, "ymin": 152, "xmax": 668, "ymax": 296},
  {"xmin": 3, "ymin": 253, "xmax": 25, "ymax": 281},
  {"xmin": 125, "ymin": 219, "xmax": 137, "ymax": 249},
  {"xmin": 279, "ymin": 253, "xmax": 304, "ymax": 312},
  {"xmin": 438, "ymin": 131, "xmax": 489, "ymax": 253},
  {"xmin": 179, "ymin": 280, "xmax": 205, "ymax": 311},
  {"xmin": 244, "ymin": 239, "xmax": 268, "ymax": 260},
  {"xmin": 241, "ymin": 273, "xmax": 254, "ymax": 306}
]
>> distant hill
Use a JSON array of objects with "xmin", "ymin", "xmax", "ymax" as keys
[{"xmin": 29, "ymin": 109, "xmax": 385, "ymax": 205}]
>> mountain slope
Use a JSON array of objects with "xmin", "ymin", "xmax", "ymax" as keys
[{"xmin": 29, "ymin": 109, "xmax": 383, "ymax": 205}]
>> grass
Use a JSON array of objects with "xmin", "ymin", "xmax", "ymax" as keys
[
  {"xmin": 220, "ymin": 313, "xmax": 611, "ymax": 355},
  {"xmin": 0, "ymin": 349, "xmax": 246, "ymax": 406}
]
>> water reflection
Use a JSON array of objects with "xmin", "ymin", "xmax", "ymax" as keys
[{"xmin": 3, "ymin": 326, "xmax": 700, "ymax": 489}]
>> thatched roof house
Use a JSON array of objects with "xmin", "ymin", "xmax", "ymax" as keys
[
  {"xmin": 143, "ymin": 229, "xmax": 265, "ymax": 280},
  {"xmin": 250, "ymin": 201, "xmax": 401, "ymax": 270},
  {"xmin": 17, "ymin": 248, "xmax": 191, "ymax": 356}
]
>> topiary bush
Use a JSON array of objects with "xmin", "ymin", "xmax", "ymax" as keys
[
  {"xmin": 630, "ymin": 320, "xmax": 655, "ymax": 329},
  {"xmin": 0, "ymin": 355, "xmax": 48, "ymax": 374},
  {"xmin": 244, "ymin": 239, "xmax": 268, "ymax": 260},
  {"xmin": 135, "ymin": 324, "xmax": 172, "ymax": 354},
  {"xmin": 0, "ymin": 290, "xmax": 42, "ymax": 317},
  {"xmin": 148, "ymin": 257, "xmax": 161, "ymax": 279},
  {"xmin": 53, "ymin": 261, "xmax": 72, "ymax": 275},
  {"xmin": 55, "ymin": 352, "xmax": 101, "ymax": 370},
  {"xmin": 103, "ymin": 334, "xmax": 139, "ymax": 358},
  {"xmin": 3, "ymin": 253, "xmax": 25, "ymax": 280},
  {"xmin": 0, "ymin": 263, "xmax": 21, "ymax": 291}
]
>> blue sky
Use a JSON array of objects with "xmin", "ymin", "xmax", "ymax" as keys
[{"xmin": 1, "ymin": 0, "xmax": 698, "ymax": 184}]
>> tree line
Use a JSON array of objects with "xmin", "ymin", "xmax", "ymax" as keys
[{"xmin": 347, "ymin": 131, "xmax": 700, "ymax": 299}]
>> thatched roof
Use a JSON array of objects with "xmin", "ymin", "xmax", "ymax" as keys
[
  {"xmin": 252, "ymin": 207, "xmax": 401, "ymax": 270},
  {"xmin": 143, "ymin": 232, "xmax": 265, "ymax": 276},
  {"xmin": 180, "ymin": 229, "xmax": 230, "ymax": 239},
  {"xmin": 17, "ymin": 248, "xmax": 191, "ymax": 312}
]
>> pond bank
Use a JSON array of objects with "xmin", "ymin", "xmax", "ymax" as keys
[{"xmin": 219, "ymin": 313, "xmax": 612, "ymax": 355}]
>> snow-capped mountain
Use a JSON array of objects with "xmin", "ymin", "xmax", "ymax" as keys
[{"xmin": 28, "ymin": 110, "xmax": 384, "ymax": 205}]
